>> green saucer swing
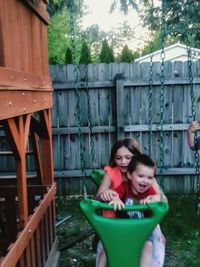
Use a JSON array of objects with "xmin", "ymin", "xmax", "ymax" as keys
[{"xmin": 80, "ymin": 198, "xmax": 169, "ymax": 267}]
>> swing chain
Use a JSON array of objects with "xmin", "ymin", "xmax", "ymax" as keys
[
  {"xmin": 69, "ymin": 0, "xmax": 87, "ymax": 198},
  {"xmin": 82, "ymin": 56, "xmax": 96, "ymax": 169},
  {"xmin": 186, "ymin": 0, "xmax": 200, "ymax": 217},
  {"xmin": 75, "ymin": 0, "xmax": 97, "ymax": 169},
  {"xmin": 159, "ymin": 0, "xmax": 166, "ymax": 188},
  {"xmin": 148, "ymin": 40, "xmax": 153, "ymax": 157},
  {"xmin": 187, "ymin": 46, "xmax": 200, "ymax": 198}
]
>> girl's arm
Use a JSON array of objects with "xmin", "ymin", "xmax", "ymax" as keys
[
  {"xmin": 152, "ymin": 179, "xmax": 168, "ymax": 203},
  {"xmin": 141, "ymin": 194, "xmax": 167, "ymax": 204},
  {"xmin": 96, "ymin": 173, "xmax": 118, "ymax": 201}
]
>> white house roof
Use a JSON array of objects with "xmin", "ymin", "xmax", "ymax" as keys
[{"xmin": 135, "ymin": 43, "xmax": 200, "ymax": 63}]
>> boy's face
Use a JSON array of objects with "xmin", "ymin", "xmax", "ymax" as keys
[{"xmin": 127, "ymin": 163, "xmax": 155, "ymax": 194}]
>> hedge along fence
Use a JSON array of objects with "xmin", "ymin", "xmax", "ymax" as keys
[
  {"xmin": 49, "ymin": 61, "xmax": 200, "ymax": 195},
  {"xmin": 1, "ymin": 62, "xmax": 200, "ymax": 195}
]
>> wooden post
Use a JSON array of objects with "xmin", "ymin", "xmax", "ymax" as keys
[
  {"xmin": 116, "ymin": 77, "xmax": 125, "ymax": 139},
  {"xmin": 40, "ymin": 109, "xmax": 54, "ymax": 185}
]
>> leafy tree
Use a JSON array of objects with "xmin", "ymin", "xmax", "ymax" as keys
[
  {"xmin": 65, "ymin": 47, "xmax": 73, "ymax": 64},
  {"xmin": 111, "ymin": 1, "xmax": 200, "ymax": 48},
  {"xmin": 48, "ymin": 9, "xmax": 71, "ymax": 64},
  {"xmin": 99, "ymin": 39, "xmax": 115, "ymax": 63},
  {"xmin": 79, "ymin": 42, "xmax": 92, "ymax": 64},
  {"xmin": 120, "ymin": 45, "xmax": 133, "ymax": 62},
  {"xmin": 107, "ymin": 22, "xmax": 136, "ymax": 55},
  {"xmin": 82, "ymin": 25, "xmax": 106, "ymax": 63},
  {"xmin": 47, "ymin": 0, "xmax": 82, "ymax": 17},
  {"xmin": 132, "ymin": 51, "xmax": 140, "ymax": 61},
  {"xmin": 110, "ymin": 0, "xmax": 138, "ymax": 14},
  {"xmin": 47, "ymin": 0, "xmax": 66, "ymax": 17},
  {"xmin": 121, "ymin": 0, "xmax": 200, "ymax": 48}
]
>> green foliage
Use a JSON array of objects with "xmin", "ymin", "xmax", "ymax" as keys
[
  {"xmin": 99, "ymin": 39, "xmax": 115, "ymax": 63},
  {"xmin": 65, "ymin": 47, "xmax": 73, "ymax": 64},
  {"xmin": 47, "ymin": 0, "xmax": 66, "ymax": 17},
  {"xmin": 139, "ymin": 0, "xmax": 200, "ymax": 48},
  {"xmin": 107, "ymin": 22, "xmax": 135, "ymax": 56},
  {"xmin": 48, "ymin": 9, "xmax": 71, "ymax": 64},
  {"xmin": 79, "ymin": 41, "xmax": 92, "ymax": 64},
  {"xmin": 120, "ymin": 45, "xmax": 133, "ymax": 63},
  {"xmin": 132, "ymin": 51, "xmax": 140, "ymax": 61},
  {"xmin": 141, "ymin": 31, "xmax": 162, "ymax": 56},
  {"xmin": 162, "ymin": 195, "xmax": 200, "ymax": 267},
  {"xmin": 47, "ymin": 0, "xmax": 82, "ymax": 17},
  {"xmin": 110, "ymin": 0, "xmax": 138, "ymax": 15}
]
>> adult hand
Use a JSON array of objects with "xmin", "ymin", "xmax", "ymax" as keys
[{"xmin": 188, "ymin": 121, "xmax": 199, "ymax": 133}]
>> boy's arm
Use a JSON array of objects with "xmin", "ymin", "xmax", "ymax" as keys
[{"xmin": 109, "ymin": 197, "xmax": 125, "ymax": 210}]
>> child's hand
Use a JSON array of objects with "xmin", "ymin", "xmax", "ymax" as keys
[
  {"xmin": 100, "ymin": 189, "xmax": 119, "ymax": 202},
  {"xmin": 109, "ymin": 197, "xmax": 125, "ymax": 210},
  {"xmin": 140, "ymin": 194, "xmax": 161, "ymax": 204},
  {"xmin": 188, "ymin": 121, "xmax": 200, "ymax": 133}
]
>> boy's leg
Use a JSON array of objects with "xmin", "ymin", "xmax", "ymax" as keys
[
  {"xmin": 139, "ymin": 240, "xmax": 153, "ymax": 267},
  {"xmin": 151, "ymin": 225, "xmax": 166, "ymax": 267},
  {"xmin": 96, "ymin": 241, "xmax": 107, "ymax": 267}
]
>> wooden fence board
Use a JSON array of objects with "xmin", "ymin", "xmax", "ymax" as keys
[{"xmin": 2, "ymin": 62, "xmax": 200, "ymax": 194}]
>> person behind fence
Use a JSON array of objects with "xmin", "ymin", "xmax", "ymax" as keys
[
  {"xmin": 187, "ymin": 121, "xmax": 200, "ymax": 150},
  {"xmin": 95, "ymin": 138, "xmax": 167, "ymax": 267},
  {"xmin": 99, "ymin": 154, "xmax": 167, "ymax": 267}
]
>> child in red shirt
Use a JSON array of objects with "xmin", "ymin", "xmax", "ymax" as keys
[{"xmin": 100, "ymin": 154, "xmax": 167, "ymax": 267}]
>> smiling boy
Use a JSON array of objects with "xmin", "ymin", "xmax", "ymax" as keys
[{"xmin": 100, "ymin": 154, "xmax": 167, "ymax": 267}]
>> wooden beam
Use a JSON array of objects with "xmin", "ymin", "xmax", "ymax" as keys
[
  {"xmin": 0, "ymin": 67, "xmax": 52, "ymax": 90},
  {"xmin": 24, "ymin": 114, "xmax": 32, "ymax": 149},
  {"xmin": 2, "ymin": 118, "xmax": 21, "ymax": 160},
  {"xmin": 21, "ymin": 0, "xmax": 49, "ymax": 24},
  {"xmin": 40, "ymin": 109, "xmax": 54, "ymax": 185},
  {"xmin": 31, "ymin": 132, "xmax": 43, "ymax": 183},
  {"xmin": 0, "ymin": 91, "xmax": 52, "ymax": 120},
  {"xmin": 16, "ymin": 115, "xmax": 29, "ymax": 227}
]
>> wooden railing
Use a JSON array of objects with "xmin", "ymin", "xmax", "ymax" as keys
[{"xmin": 0, "ymin": 183, "xmax": 57, "ymax": 267}]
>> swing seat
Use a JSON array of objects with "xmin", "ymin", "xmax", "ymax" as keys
[
  {"xmin": 90, "ymin": 169, "xmax": 105, "ymax": 187},
  {"xmin": 80, "ymin": 198, "xmax": 169, "ymax": 267}
]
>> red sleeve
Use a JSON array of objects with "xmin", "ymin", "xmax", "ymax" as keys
[{"xmin": 147, "ymin": 187, "xmax": 157, "ymax": 196}]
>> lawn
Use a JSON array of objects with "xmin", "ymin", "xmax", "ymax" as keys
[{"xmin": 56, "ymin": 195, "xmax": 200, "ymax": 267}]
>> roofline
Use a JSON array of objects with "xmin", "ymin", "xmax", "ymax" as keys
[{"xmin": 135, "ymin": 43, "xmax": 200, "ymax": 62}]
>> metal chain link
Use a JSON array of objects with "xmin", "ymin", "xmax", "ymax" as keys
[
  {"xmin": 69, "ymin": 1, "xmax": 87, "ymax": 198},
  {"xmin": 77, "ymin": 2, "xmax": 97, "ymax": 168},
  {"xmin": 185, "ymin": 0, "xmax": 200, "ymax": 225},
  {"xmin": 187, "ymin": 32, "xmax": 200, "ymax": 206},
  {"xmin": 83, "ymin": 65, "xmax": 97, "ymax": 168},
  {"xmin": 148, "ymin": 41, "xmax": 153, "ymax": 157},
  {"xmin": 159, "ymin": 0, "xmax": 166, "ymax": 190}
]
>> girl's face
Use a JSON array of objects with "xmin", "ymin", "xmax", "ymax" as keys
[
  {"xmin": 114, "ymin": 146, "xmax": 133, "ymax": 173},
  {"xmin": 127, "ymin": 163, "xmax": 155, "ymax": 194}
]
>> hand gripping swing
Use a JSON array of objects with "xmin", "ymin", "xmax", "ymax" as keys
[{"xmin": 80, "ymin": 199, "xmax": 169, "ymax": 267}]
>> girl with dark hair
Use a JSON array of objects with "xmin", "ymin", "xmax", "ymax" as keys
[{"xmin": 96, "ymin": 138, "xmax": 166, "ymax": 267}]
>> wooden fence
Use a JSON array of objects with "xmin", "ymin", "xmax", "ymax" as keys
[{"xmin": 1, "ymin": 62, "xmax": 200, "ymax": 195}]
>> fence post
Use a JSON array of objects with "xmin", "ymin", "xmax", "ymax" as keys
[{"xmin": 115, "ymin": 76, "xmax": 125, "ymax": 139}]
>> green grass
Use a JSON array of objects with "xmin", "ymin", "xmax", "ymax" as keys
[
  {"xmin": 56, "ymin": 195, "xmax": 200, "ymax": 267},
  {"xmin": 162, "ymin": 195, "xmax": 200, "ymax": 267}
]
